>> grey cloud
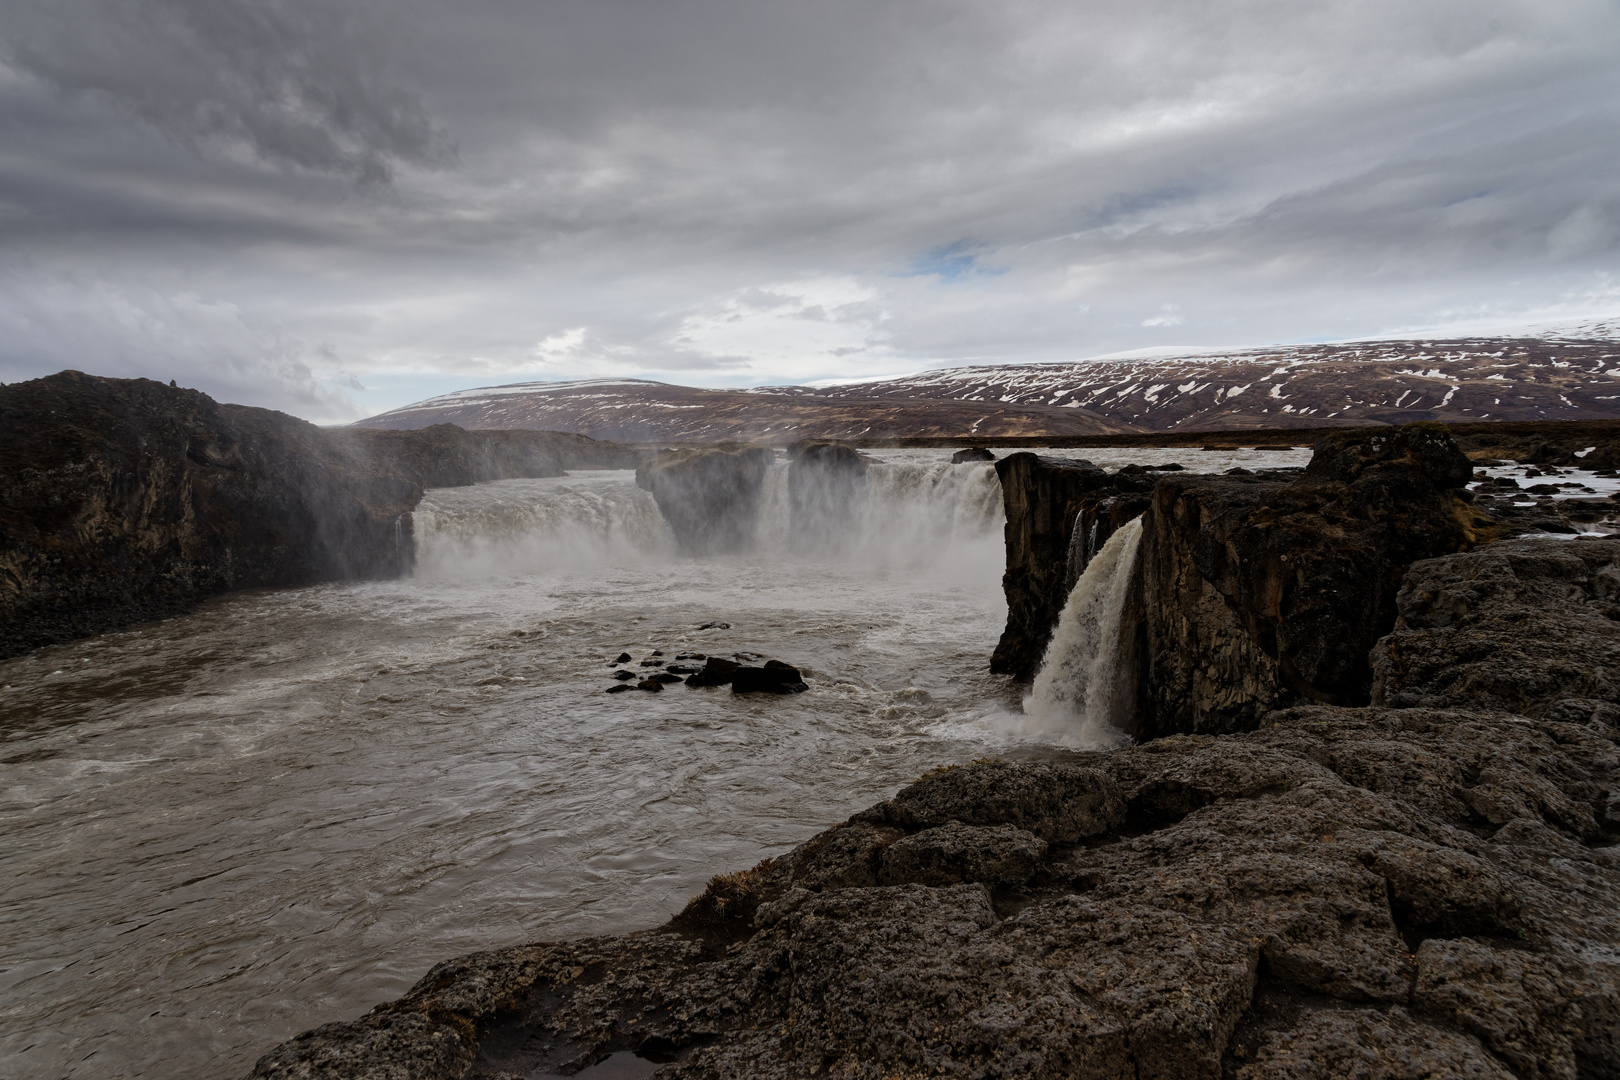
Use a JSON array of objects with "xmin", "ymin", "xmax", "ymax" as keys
[
  {"xmin": 0, "ymin": 0, "xmax": 452, "ymax": 184},
  {"xmin": 0, "ymin": 0, "xmax": 1616, "ymax": 418}
]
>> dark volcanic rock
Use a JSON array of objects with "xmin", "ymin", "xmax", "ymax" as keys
[
  {"xmin": 951, "ymin": 446, "xmax": 995, "ymax": 463},
  {"xmin": 248, "ymin": 700, "xmax": 1620, "ymax": 1080},
  {"xmin": 635, "ymin": 447, "xmax": 774, "ymax": 555},
  {"xmin": 685, "ymin": 656, "xmax": 741, "ymax": 687},
  {"xmin": 0, "ymin": 373, "xmax": 417, "ymax": 660},
  {"xmin": 730, "ymin": 660, "xmax": 808, "ymax": 694},
  {"xmin": 612, "ymin": 670, "xmax": 636, "ymax": 681},
  {"xmin": 635, "ymin": 678, "xmax": 664, "ymax": 692},
  {"xmin": 0, "ymin": 371, "xmax": 633, "ymax": 659},
  {"xmin": 1372, "ymin": 538, "xmax": 1620, "ymax": 720},
  {"xmin": 786, "ymin": 441, "xmax": 868, "ymax": 551},
  {"xmin": 876, "ymin": 821, "xmax": 1047, "ymax": 887},
  {"xmin": 1132, "ymin": 425, "xmax": 1491, "ymax": 737}
]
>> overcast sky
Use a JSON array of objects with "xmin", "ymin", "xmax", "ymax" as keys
[{"xmin": 1, "ymin": 0, "xmax": 1617, "ymax": 422}]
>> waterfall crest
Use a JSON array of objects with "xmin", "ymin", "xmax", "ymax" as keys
[{"xmin": 1022, "ymin": 516, "xmax": 1144, "ymax": 745}]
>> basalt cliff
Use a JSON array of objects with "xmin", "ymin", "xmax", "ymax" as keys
[
  {"xmin": 250, "ymin": 426, "xmax": 1620, "ymax": 1080},
  {"xmin": 0, "ymin": 371, "xmax": 636, "ymax": 659}
]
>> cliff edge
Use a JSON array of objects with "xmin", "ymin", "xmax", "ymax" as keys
[{"xmin": 0, "ymin": 371, "xmax": 635, "ymax": 659}]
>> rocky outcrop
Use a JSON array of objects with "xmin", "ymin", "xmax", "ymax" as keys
[
  {"xmin": 990, "ymin": 454, "xmax": 1153, "ymax": 678},
  {"xmin": 786, "ymin": 441, "xmax": 868, "ymax": 550},
  {"xmin": 249, "ymin": 707, "xmax": 1620, "ymax": 1080},
  {"xmin": 1132, "ymin": 425, "xmax": 1486, "ymax": 738},
  {"xmin": 635, "ymin": 446, "xmax": 775, "ymax": 555},
  {"xmin": 0, "ymin": 371, "xmax": 633, "ymax": 659},
  {"xmin": 951, "ymin": 447, "xmax": 996, "ymax": 463},
  {"xmin": 1372, "ymin": 538, "xmax": 1620, "ymax": 721}
]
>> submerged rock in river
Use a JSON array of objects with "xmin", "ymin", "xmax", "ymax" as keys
[{"xmin": 730, "ymin": 660, "xmax": 808, "ymax": 694}]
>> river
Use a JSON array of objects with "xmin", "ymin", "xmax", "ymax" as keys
[{"xmin": 0, "ymin": 446, "xmax": 1309, "ymax": 1079}]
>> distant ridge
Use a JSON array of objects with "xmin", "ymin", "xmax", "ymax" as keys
[{"xmin": 356, "ymin": 331, "xmax": 1620, "ymax": 443}]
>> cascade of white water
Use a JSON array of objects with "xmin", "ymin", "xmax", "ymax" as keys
[
  {"xmin": 751, "ymin": 453, "xmax": 1003, "ymax": 562},
  {"xmin": 1022, "ymin": 516, "xmax": 1144, "ymax": 745},
  {"xmin": 410, "ymin": 451, "xmax": 1005, "ymax": 578},
  {"xmin": 413, "ymin": 473, "xmax": 673, "ymax": 577}
]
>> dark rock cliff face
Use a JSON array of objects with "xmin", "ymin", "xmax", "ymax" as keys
[
  {"xmin": 990, "ymin": 453, "xmax": 1152, "ymax": 679},
  {"xmin": 1133, "ymin": 425, "xmax": 1485, "ymax": 738},
  {"xmin": 249, "ymin": 542, "xmax": 1620, "ymax": 1079},
  {"xmin": 786, "ymin": 441, "xmax": 868, "ymax": 551},
  {"xmin": 635, "ymin": 446, "xmax": 775, "ymax": 555},
  {"xmin": 0, "ymin": 371, "xmax": 633, "ymax": 659}
]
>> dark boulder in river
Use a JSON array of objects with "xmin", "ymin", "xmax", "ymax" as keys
[
  {"xmin": 685, "ymin": 656, "xmax": 741, "ymax": 686},
  {"xmin": 0, "ymin": 370, "xmax": 634, "ymax": 659},
  {"xmin": 951, "ymin": 446, "xmax": 995, "ymax": 463},
  {"xmin": 635, "ymin": 446, "xmax": 774, "ymax": 554},
  {"xmin": 731, "ymin": 660, "xmax": 808, "ymax": 694}
]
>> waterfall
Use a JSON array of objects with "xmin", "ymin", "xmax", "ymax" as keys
[
  {"xmin": 408, "ymin": 452, "xmax": 1004, "ymax": 579},
  {"xmin": 757, "ymin": 455, "xmax": 1002, "ymax": 563},
  {"xmin": 413, "ymin": 473, "xmax": 673, "ymax": 578},
  {"xmin": 1023, "ymin": 516, "xmax": 1144, "ymax": 745}
]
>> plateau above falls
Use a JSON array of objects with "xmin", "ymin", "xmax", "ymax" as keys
[{"xmin": 357, "ymin": 326, "xmax": 1620, "ymax": 444}]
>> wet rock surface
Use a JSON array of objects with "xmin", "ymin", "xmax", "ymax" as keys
[
  {"xmin": 952, "ymin": 447, "xmax": 996, "ymax": 463},
  {"xmin": 0, "ymin": 371, "xmax": 631, "ymax": 659},
  {"xmin": 249, "ymin": 700, "xmax": 1620, "ymax": 1080},
  {"xmin": 603, "ymin": 650, "xmax": 810, "ymax": 695}
]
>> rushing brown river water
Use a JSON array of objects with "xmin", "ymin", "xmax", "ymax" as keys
[{"xmin": 0, "ymin": 448, "xmax": 1309, "ymax": 1079}]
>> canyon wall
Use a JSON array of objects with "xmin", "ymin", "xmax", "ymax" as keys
[{"xmin": 0, "ymin": 371, "xmax": 634, "ymax": 658}]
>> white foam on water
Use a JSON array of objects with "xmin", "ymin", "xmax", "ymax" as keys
[{"xmin": 1016, "ymin": 516, "xmax": 1144, "ymax": 748}]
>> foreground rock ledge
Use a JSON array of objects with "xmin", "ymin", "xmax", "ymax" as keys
[{"xmin": 251, "ymin": 550, "xmax": 1620, "ymax": 1080}]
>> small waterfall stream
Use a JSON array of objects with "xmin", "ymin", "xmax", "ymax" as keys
[{"xmin": 1022, "ymin": 516, "xmax": 1144, "ymax": 745}]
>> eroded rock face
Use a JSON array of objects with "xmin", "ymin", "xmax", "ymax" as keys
[
  {"xmin": 0, "ymin": 372, "xmax": 632, "ymax": 659},
  {"xmin": 1135, "ymin": 425, "xmax": 1485, "ymax": 737},
  {"xmin": 635, "ymin": 446, "xmax": 774, "ymax": 555},
  {"xmin": 247, "ymin": 703, "xmax": 1620, "ymax": 1080}
]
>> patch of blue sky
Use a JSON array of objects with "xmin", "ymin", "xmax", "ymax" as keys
[{"xmin": 901, "ymin": 242, "xmax": 1003, "ymax": 282}]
